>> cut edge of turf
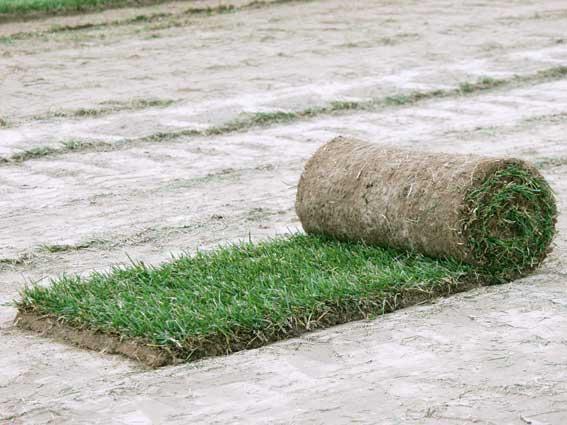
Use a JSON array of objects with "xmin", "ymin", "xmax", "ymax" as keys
[{"xmin": 15, "ymin": 276, "xmax": 482, "ymax": 367}]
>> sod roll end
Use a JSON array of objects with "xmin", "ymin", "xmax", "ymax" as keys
[{"xmin": 296, "ymin": 137, "xmax": 557, "ymax": 281}]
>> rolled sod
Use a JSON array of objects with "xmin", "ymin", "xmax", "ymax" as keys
[{"xmin": 296, "ymin": 136, "xmax": 557, "ymax": 281}]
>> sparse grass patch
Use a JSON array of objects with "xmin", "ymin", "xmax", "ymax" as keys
[
  {"xmin": 4, "ymin": 66, "xmax": 567, "ymax": 165},
  {"xmin": 48, "ymin": 22, "xmax": 97, "ymax": 32},
  {"xmin": 0, "ymin": 252, "xmax": 34, "ymax": 267},
  {"xmin": 59, "ymin": 139, "xmax": 89, "ymax": 151},
  {"xmin": 384, "ymin": 76, "xmax": 504, "ymax": 105},
  {"xmin": 38, "ymin": 243, "xmax": 81, "ymax": 253},
  {"xmin": 38, "ymin": 239, "xmax": 107, "ymax": 253},
  {"xmin": 458, "ymin": 76, "xmax": 506, "ymax": 93},
  {"xmin": 140, "ymin": 129, "xmax": 202, "ymax": 143},
  {"xmin": 247, "ymin": 111, "xmax": 298, "ymax": 125},
  {"xmin": 384, "ymin": 93, "xmax": 420, "ymax": 106},
  {"xmin": 205, "ymin": 111, "xmax": 300, "ymax": 134},
  {"xmin": 533, "ymin": 65, "xmax": 567, "ymax": 80},
  {"xmin": 0, "ymin": 0, "xmax": 313, "ymax": 25},
  {"xmin": 0, "ymin": 35, "xmax": 15, "ymax": 44},
  {"xmin": 184, "ymin": 4, "xmax": 235, "ymax": 16},
  {"xmin": 10, "ymin": 146, "xmax": 58, "ymax": 162},
  {"xmin": 383, "ymin": 89, "xmax": 446, "ymax": 105},
  {"xmin": 34, "ymin": 98, "xmax": 176, "ymax": 121},
  {"xmin": 328, "ymin": 100, "xmax": 366, "ymax": 111},
  {"xmin": 17, "ymin": 234, "xmax": 475, "ymax": 365},
  {"xmin": 524, "ymin": 112, "xmax": 567, "ymax": 124},
  {"xmin": 0, "ymin": 0, "xmax": 175, "ymax": 18},
  {"xmin": 1, "ymin": 139, "xmax": 111, "ymax": 163}
]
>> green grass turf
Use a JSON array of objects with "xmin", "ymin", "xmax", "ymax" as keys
[
  {"xmin": 0, "ymin": 0, "xmax": 166, "ymax": 16},
  {"xmin": 462, "ymin": 164, "xmax": 557, "ymax": 281},
  {"xmin": 17, "ymin": 235, "xmax": 475, "ymax": 363}
]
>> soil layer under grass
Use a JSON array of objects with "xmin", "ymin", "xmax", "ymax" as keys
[{"xmin": 17, "ymin": 235, "xmax": 480, "ymax": 366}]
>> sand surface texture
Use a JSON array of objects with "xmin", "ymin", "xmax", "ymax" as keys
[{"xmin": 1, "ymin": 0, "xmax": 567, "ymax": 423}]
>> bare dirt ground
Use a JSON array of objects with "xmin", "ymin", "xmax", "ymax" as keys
[{"xmin": 1, "ymin": 0, "xmax": 567, "ymax": 423}]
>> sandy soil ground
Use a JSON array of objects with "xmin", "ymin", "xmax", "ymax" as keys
[{"xmin": 1, "ymin": 0, "xmax": 567, "ymax": 423}]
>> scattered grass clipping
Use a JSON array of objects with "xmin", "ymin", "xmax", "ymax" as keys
[{"xmin": 17, "ymin": 235, "xmax": 475, "ymax": 366}]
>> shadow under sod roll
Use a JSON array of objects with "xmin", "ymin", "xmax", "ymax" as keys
[{"xmin": 296, "ymin": 136, "xmax": 557, "ymax": 281}]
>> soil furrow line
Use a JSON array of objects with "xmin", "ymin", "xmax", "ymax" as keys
[{"xmin": 2, "ymin": 65, "xmax": 566, "ymax": 165}]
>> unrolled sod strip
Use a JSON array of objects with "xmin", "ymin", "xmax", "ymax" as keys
[{"xmin": 296, "ymin": 137, "xmax": 557, "ymax": 281}]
